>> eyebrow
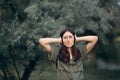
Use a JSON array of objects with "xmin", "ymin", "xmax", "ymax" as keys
[{"xmin": 63, "ymin": 35, "xmax": 74, "ymax": 38}]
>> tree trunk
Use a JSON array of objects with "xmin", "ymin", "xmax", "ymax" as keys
[
  {"xmin": 2, "ymin": 68, "xmax": 9, "ymax": 80},
  {"xmin": 20, "ymin": 60, "xmax": 36, "ymax": 80},
  {"xmin": 12, "ymin": 58, "xmax": 21, "ymax": 80},
  {"xmin": 0, "ymin": 6, "xmax": 2, "ymax": 17}
]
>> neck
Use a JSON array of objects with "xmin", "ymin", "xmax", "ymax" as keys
[
  {"xmin": 67, "ymin": 47, "xmax": 71, "ymax": 52},
  {"xmin": 67, "ymin": 48, "xmax": 73, "ymax": 59}
]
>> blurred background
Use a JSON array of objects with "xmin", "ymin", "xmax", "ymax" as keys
[{"xmin": 0, "ymin": 0, "xmax": 120, "ymax": 80}]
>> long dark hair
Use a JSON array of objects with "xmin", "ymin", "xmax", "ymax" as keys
[{"xmin": 58, "ymin": 28, "xmax": 81, "ymax": 63}]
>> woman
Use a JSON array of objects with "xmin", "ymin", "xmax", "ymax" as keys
[{"xmin": 39, "ymin": 28, "xmax": 98, "ymax": 80}]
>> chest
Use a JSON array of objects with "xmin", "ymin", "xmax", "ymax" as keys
[{"xmin": 57, "ymin": 59, "xmax": 83, "ymax": 73}]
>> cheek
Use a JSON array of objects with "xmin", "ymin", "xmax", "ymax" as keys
[
  {"xmin": 71, "ymin": 41, "xmax": 74, "ymax": 45},
  {"xmin": 62, "ymin": 39, "xmax": 67, "ymax": 44},
  {"xmin": 71, "ymin": 39, "xmax": 75, "ymax": 43},
  {"xmin": 62, "ymin": 40, "xmax": 66, "ymax": 45},
  {"xmin": 62, "ymin": 39, "xmax": 65, "ymax": 42}
]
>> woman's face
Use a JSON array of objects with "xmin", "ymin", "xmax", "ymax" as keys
[{"xmin": 62, "ymin": 31, "xmax": 74, "ymax": 48}]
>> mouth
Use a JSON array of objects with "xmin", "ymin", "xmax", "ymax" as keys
[{"xmin": 65, "ymin": 43, "xmax": 73, "ymax": 46}]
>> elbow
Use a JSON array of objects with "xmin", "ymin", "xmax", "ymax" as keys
[
  {"xmin": 94, "ymin": 36, "xmax": 98, "ymax": 43},
  {"xmin": 95, "ymin": 36, "xmax": 98, "ymax": 41},
  {"xmin": 39, "ymin": 38, "xmax": 43, "ymax": 45}
]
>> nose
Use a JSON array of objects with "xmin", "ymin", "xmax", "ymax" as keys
[{"xmin": 67, "ymin": 37, "xmax": 70, "ymax": 41}]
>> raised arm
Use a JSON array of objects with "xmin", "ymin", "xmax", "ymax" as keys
[
  {"xmin": 39, "ymin": 38, "xmax": 61, "ymax": 53},
  {"xmin": 76, "ymin": 36, "xmax": 98, "ymax": 53}
]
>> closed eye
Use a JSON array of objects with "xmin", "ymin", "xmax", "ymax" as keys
[{"xmin": 63, "ymin": 35, "xmax": 74, "ymax": 39}]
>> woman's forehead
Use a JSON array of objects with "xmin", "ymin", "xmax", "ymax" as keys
[{"xmin": 63, "ymin": 31, "xmax": 73, "ymax": 36}]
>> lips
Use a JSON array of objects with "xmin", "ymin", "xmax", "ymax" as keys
[{"xmin": 66, "ymin": 43, "xmax": 71, "ymax": 45}]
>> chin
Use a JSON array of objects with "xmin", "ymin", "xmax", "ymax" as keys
[
  {"xmin": 66, "ymin": 45, "xmax": 73, "ymax": 48},
  {"xmin": 64, "ymin": 43, "xmax": 74, "ymax": 48}
]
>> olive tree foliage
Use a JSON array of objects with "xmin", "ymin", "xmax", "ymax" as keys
[
  {"xmin": 102, "ymin": 0, "xmax": 120, "ymax": 36},
  {"xmin": 26, "ymin": 0, "xmax": 116, "ymax": 43},
  {"xmin": 94, "ymin": 0, "xmax": 120, "ymax": 62},
  {"xmin": 0, "ymin": 0, "xmax": 119, "ymax": 79}
]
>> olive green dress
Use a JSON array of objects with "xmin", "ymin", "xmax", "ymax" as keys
[{"xmin": 48, "ymin": 42, "xmax": 87, "ymax": 80}]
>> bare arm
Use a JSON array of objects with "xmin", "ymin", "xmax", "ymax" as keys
[
  {"xmin": 39, "ymin": 38, "xmax": 61, "ymax": 53},
  {"xmin": 76, "ymin": 36, "xmax": 98, "ymax": 53}
]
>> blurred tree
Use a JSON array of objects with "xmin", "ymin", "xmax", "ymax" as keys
[
  {"xmin": 0, "ymin": 0, "xmax": 29, "ymax": 22},
  {"xmin": 0, "ymin": 0, "xmax": 120, "ymax": 79},
  {"xmin": 95, "ymin": 0, "xmax": 120, "ymax": 63}
]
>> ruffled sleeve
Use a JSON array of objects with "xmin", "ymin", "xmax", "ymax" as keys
[
  {"xmin": 48, "ymin": 44, "xmax": 59, "ymax": 63},
  {"xmin": 76, "ymin": 42, "xmax": 88, "ymax": 60}
]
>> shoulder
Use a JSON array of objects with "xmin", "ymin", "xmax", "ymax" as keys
[
  {"xmin": 76, "ymin": 42, "xmax": 87, "ymax": 55},
  {"xmin": 50, "ymin": 43, "xmax": 60, "ymax": 50},
  {"xmin": 48, "ymin": 43, "xmax": 60, "ymax": 62},
  {"xmin": 76, "ymin": 41, "xmax": 87, "ymax": 48}
]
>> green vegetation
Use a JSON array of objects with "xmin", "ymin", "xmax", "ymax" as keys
[
  {"xmin": 28, "ymin": 63, "xmax": 120, "ymax": 80},
  {"xmin": 0, "ymin": 0, "xmax": 120, "ymax": 80}
]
